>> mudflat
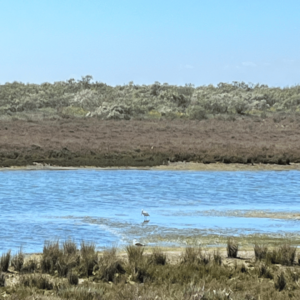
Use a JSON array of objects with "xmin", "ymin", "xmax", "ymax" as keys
[{"xmin": 1, "ymin": 117, "xmax": 300, "ymax": 168}]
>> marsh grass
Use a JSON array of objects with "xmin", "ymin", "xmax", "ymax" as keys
[
  {"xmin": 21, "ymin": 274, "xmax": 54, "ymax": 290},
  {"xmin": 147, "ymin": 248, "xmax": 167, "ymax": 266},
  {"xmin": 80, "ymin": 241, "xmax": 98, "ymax": 277},
  {"xmin": 275, "ymin": 272, "xmax": 287, "ymax": 291},
  {"xmin": 0, "ymin": 250, "xmax": 11, "ymax": 272},
  {"xmin": 63, "ymin": 239, "xmax": 77, "ymax": 255},
  {"xmin": 11, "ymin": 248, "xmax": 25, "ymax": 272},
  {"xmin": 213, "ymin": 250, "xmax": 222, "ymax": 266},
  {"xmin": 254, "ymin": 243, "xmax": 268, "ymax": 261},
  {"xmin": 41, "ymin": 241, "xmax": 61, "ymax": 274},
  {"xmin": 266, "ymin": 244, "xmax": 296, "ymax": 266},
  {"xmin": 96, "ymin": 247, "xmax": 125, "ymax": 282},
  {"xmin": 0, "ymin": 272, "xmax": 5, "ymax": 287},
  {"xmin": 258, "ymin": 263, "xmax": 273, "ymax": 279},
  {"xmin": 126, "ymin": 245, "xmax": 144, "ymax": 265},
  {"xmin": 67, "ymin": 269, "xmax": 79, "ymax": 285},
  {"xmin": 4, "ymin": 239, "xmax": 300, "ymax": 299},
  {"xmin": 180, "ymin": 247, "xmax": 210, "ymax": 266},
  {"xmin": 227, "ymin": 238, "xmax": 238, "ymax": 258},
  {"xmin": 22, "ymin": 259, "xmax": 38, "ymax": 273}
]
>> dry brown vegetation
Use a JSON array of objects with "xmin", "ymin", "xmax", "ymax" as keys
[
  {"xmin": 1, "ymin": 240, "xmax": 300, "ymax": 299},
  {"xmin": 1, "ymin": 115, "xmax": 300, "ymax": 167}
]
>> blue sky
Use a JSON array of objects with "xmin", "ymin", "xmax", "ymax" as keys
[{"xmin": 1, "ymin": 0, "xmax": 299, "ymax": 86}]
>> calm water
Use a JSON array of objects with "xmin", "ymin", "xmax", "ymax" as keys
[{"xmin": 0, "ymin": 169, "xmax": 300, "ymax": 253}]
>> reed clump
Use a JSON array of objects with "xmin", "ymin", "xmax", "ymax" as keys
[
  {"xmin": 0, "ymin": 250, "xmax": 11, "ymax": 272},
  {"xmin": 254, "ymin": 243, "xmax": 268, "ymax": 261},
  {"xmin": 95, "ymin": 247, "xmax": 125, "ymax": 282},
  {"xmin": 227, "ymin": 238, "xmax": 238, "ymax": 258},
  {"xmin": 147, "ymin": 248, "xmax": 167, "ymax": 266},
  {"xmin": 11, "ymin": 248, "xmax": 25, "ymax": 272},
  {"xmin": 79, "ymin": 241, "xmax": 98, "ymax": 277},
  {"xmin": 266, "ymin": 244, "xmax": 296, "ymax": 266},
  {"xmin": 21, "ymin": 274, "xmax": 54, "ymax": 290}
]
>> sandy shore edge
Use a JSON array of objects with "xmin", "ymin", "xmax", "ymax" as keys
[{"xmin": 1, "ymin": 161, "xmax": 300, "ymax": 171}]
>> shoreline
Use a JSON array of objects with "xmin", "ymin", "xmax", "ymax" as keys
[{"xmin": 1, "ymin": 161, "xmax": 300, "ymax": 172}]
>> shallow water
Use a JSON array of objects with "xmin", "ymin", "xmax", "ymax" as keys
[{"xmin": 1, "ymin": 169, "xmax": 300, "ymax": 253}]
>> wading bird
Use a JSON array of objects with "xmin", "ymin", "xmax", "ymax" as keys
[
  {"xmin": 133, "ymin": 239, "xmax": 145, "ymax": 247},
  {"xmin": 141, "ymin": 209, "xmax": 150, "ymax": 220}
]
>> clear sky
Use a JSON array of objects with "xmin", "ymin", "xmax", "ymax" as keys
[{"xmin": 1, "ymin": 0, "xmax": 299, "ymax": 86}]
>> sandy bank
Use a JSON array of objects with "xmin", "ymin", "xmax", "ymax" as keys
[{"xmin": 1, "ymin": 161, "xmax": 300, "ymax": 172}]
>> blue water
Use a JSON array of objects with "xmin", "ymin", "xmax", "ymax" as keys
[{"xmin": 0, "ymin": 170, "xmax": 300, "ymax": 253}]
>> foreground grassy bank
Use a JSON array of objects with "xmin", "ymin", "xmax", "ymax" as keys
[{"xmin": 1, "ymin": 239, "xmax": 300, "ymax": 299}]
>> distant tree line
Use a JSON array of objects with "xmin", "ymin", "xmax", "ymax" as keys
[{"xmin": 0, "ymin": 75, "xmax": 300, "ymax": 120}]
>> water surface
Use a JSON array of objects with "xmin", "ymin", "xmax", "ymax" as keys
[{"xmin": 1, "ymin": 170, "xmax": 300, "ymax": 253}]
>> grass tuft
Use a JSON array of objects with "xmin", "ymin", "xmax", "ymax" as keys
[
  {"xmin": 96, "ymin": 247, "xmax": 125, "ymax": 282},
  {"xmin": 67, "ymin": 269, "xmax": 79, "ymax": 285},
  {"xmin": 21, "ymin": 274, "xmax": 54, "ymax": 290},
  {"xmin": 0, "ymin": 272, "xmax": 5, "ymax": 287},
  {"xmin": 267, "ymin": 244, "xmax": 296, "ymax": 266},
  {"xmin": 213, "ymin": 250, "xmax": 222, "ymax": 266},
  {"xmin": 11, "ymin": 248, "xmax": 25, "ymax": 272},
  {"xmin": 41, "ymin": 240, "xmax": 62, "ymax": 274},
  {"xmin": 80, "ymin": 241, "xmax": 98, "ymax": 277},
  {"xmin": 258, "ymin": 263, "xmax": 273, "ymax": 279},
  {"xmin": 254, "ymin": 243, "xmax": 268, "ymax": 261},
  {"xmin": 148, "ymin": 248, "xmax": 167, "ymax": 266},
  {"xmin": 227, "ymin": 238, "xmax": 238, "ymax": 258},
  {"xmin": 21, "ymin": 259, "xmax": 38, "ymax": 273},
  {"xmin": 0, "ymin": 250, "xmax": 11, "ymax": 272},
  {"xmin": 275, "ymin": 271, "xmax": 287, "ymax": 291},
  {"xmin": 126, "ymin": 245, "xmax": 144, "ymax": 265},
  {"xmin": 63, "ymin": 239, "xmax": 77, "ymax": 255}
]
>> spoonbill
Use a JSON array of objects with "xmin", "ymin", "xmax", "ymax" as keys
[{"xmin": 141, "ymin": 209, "xmax": 150, "ymax": 220}]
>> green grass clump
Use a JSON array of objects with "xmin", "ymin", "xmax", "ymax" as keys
[
  {"xmin": 41, "ymin": 240, "xmax": 62, "ymax": 274},
  {"xmin": 63, "ymin": 239, "xmax": 77, "ymax": 255},
  {"xmin": 79, "ymin": 241, "xmax": 98, "ymax": 277},
  {"xmin": 227, "ymin": 238, "xmax": 238, "ymax": 258},
  {"xmin": 258, "ymin": 263, "xmax": 273, "ymax": 279},
  {"xmin": 147, "ymin": 248, "xmax": 167, "ymax": 266},
  {"xmin": 254, "ymin": 243, "xmax": 268, "ymax": 261},
  {"xmin": 11, "ymin": 248, "xmax": 25, "ymax": 272},
  {"xmin": 0, "ymin": 250, "xmax": 11, "ymax": 272},
  {"xmin": 21, "ymin": 274, "xmax": 54, "ymax": 290},
  {"xmin": 275, "ymin": 272, "xmax": 287, "ymax": 291},
  {"xmin": 0, "ymin": 272, "xmax": 5, "ymax": 287},
  {"xmin": 67, "ymin": 269, "xmax": 79, "ymax": 285},
  {"xmin": 21, "ymin": 259, "xmax": 38, "ymax": 273},
  {"xmin": 267, "ymin": 244, "xmax": 296, "ymax": 266},
  {"xmin": 96, "ymin": 247, "xmax": 125, "ymax": 282}
]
